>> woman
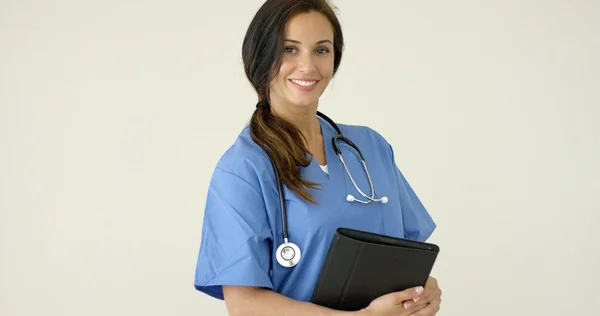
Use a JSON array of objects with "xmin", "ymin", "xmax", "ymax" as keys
[{"xmin": 194, "ymin": 1, "xmax": 442, "ymax": 315}]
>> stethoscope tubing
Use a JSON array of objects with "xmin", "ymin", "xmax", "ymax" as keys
[{"xmin": 270, "ymin": 111, "xmax": 387, "ymax": 268}]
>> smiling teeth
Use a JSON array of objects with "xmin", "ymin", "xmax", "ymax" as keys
[{"xmin": 291, "ymin": 80, "xmax": 317, "ymax": 87}]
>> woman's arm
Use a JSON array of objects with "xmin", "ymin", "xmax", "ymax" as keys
[
  {"xmin": 223, "ymin": 286, "xmax": 360, "ymax": 316},
  {"xmin": 222, "ymin": 285, "xmax": 428, "ymax": 316}
]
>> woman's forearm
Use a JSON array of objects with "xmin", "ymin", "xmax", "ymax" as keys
[{"xmin": 222, "ymin": 286, "xmax": 365, "ymax": 316}]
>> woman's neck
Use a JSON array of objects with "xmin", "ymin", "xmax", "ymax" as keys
[
  {"xmin": 269, "ymin": 100, "xmax": 327, "ymax": 165},
  {"xmin": 270, "ymin": 103, "xmax": 322, "ymax": 145}
]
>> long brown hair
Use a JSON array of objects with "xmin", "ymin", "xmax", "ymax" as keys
[{"xmin": 242, "ymin": 0, "xmax": 344, "ymax": 204}]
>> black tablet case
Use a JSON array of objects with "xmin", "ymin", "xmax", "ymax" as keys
[{"xmin": 310, "ymin": 228, "xmax": 439, "ymax": 311}]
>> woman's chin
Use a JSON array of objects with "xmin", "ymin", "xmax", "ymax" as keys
[{"xmin": 289, "ymin": 96, "xmax": 320, "ymax": 109}]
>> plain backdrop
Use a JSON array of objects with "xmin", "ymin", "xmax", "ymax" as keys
[{"xmin": 1, "ymin": 0, "xmax": 599, "ymax": 315}]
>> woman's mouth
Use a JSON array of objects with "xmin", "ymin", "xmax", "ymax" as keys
[{"xmin": 289, "ymin": 79, "xmax": 319, "ymax": 92}]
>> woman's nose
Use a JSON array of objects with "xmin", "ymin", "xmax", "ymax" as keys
[{"xmin": 297, "ymin": 53, "xmax": 316, "ymax": 73}]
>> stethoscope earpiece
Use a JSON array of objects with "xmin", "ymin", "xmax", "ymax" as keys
[{"xmin": 346, "ymin": 194, "xmax": 388, "ymax": 204}]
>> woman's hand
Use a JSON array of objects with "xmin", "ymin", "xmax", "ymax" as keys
[
  {"xmin": 360, "ymin": 277, "xmax": 442, "ymax": 316},
  {"xmin": 400, "ymin": 277, "xmax": 442, "ymax": 316},
  {"xmin": 360, "ymin": 286, "xmax": 425, "ymax": 316}
]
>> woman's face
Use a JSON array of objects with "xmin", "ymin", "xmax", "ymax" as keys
[{"xmin": 268, "ymin": 11, "xmax": 335, "ymax": 112}]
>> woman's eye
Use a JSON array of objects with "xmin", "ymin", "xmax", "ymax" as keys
[
  {"xmin": 316, "ymin": 48, "xmax": 330, "ymax": 55},
  {"xmin": 284, "ymin": 47, "xmax": 296, "ymax": 53}
]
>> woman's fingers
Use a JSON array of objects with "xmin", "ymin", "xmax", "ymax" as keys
[
  {"xmin": 403, "ymin": 298, "xmax": 427, "ymax": 310},
  {"xmin": 387, "ymin": 286, "xmax": 424, "ymax": 306},
  {"xmin": 404, "ymin": 286, "xmax": 440, "ymax": 307},
  {"xmin": 420, "ymin": 278, "xmax": 442, "ymax": 304},
  {"xmin": 405, "ymin": 276, "xmax": 442, "ymax": 315},
  {"xmin": 409, "ymin": 299, "xmax": 441, "ymax": 316},
  {"xmin": 403, "ymin": 277, "xmax": 442, "ymax": 311}
]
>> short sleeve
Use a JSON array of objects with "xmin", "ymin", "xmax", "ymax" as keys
[
  {"xmin": 193, "ymin": 167, "xmax": 273, "ymax": 300},
  {"xmin": 389, "ymin": 145, "xmax": 437, "ymax": 242}
]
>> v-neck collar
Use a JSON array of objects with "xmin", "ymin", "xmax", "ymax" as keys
[{"xmin": 304, "ymin": 116, "xmax": 342, "ymax": 181}]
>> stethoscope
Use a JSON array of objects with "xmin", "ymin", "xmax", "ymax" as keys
[{"xmin": 271, "ymin": 111, "xmax": 388, "ymax": 268}]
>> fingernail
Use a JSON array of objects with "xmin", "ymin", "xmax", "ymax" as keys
[
  {"xmin": 404, "ymin": 301, "xmax": 413, "ymax": 309},
  {"xmin": 415, "ymin": 286, "xmax": 424, "ymax": 294},
  {"xmin": 413, "ymin": 297, "xmax": 421, "ymax": 303}
]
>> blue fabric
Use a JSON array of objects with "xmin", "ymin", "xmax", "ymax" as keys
[{"xmin": 193, "ymin": 117, "xmax": 436, "ymax": 301}]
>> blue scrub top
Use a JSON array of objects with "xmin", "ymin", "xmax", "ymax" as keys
[{"xmin": 193, "ymin": 117, "xmax": 436, "ymax": 302}]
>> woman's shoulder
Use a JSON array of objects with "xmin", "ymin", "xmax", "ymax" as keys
[
  {"xmin": 211, "ymin": 125, "xmax": 274, "ymax": 185},
  {"xmin": 335, "ymin": 122, "xmax": 392, "ymax": 148}
]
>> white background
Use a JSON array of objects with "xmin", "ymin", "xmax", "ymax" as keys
[{"xmin": 1, "ymin": 0, "xmax": 599, "ymax": 315}]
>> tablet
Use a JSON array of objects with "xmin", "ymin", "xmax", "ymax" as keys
[{"xmin": 310, "ymin": 227, "xmax": 440, "ymax": 311}]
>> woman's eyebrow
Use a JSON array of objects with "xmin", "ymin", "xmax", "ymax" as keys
[{"xmin": 284, "ymin": 39, "xmax": 333, "ymax": 44}]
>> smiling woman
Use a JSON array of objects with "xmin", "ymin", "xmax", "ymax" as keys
[
  {"xmin": 193, "ymin": 1, "xmax": 442, "ymax": 316},
  {"xmin": 274, "ymin": 22, "xmax": 334, "ymax": 102},
  {"xmin": 243, "ymin": 0, "xmax": 345, "ymax": 204}
]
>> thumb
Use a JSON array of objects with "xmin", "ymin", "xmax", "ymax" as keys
[{"xmin": 388, "ymin": 286, "xmax": 425, "ymax": 305}]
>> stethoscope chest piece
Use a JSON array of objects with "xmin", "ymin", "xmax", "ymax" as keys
[{"xmin": 276, "ymin": 240, "xmax": 301, "ymax": 268}]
